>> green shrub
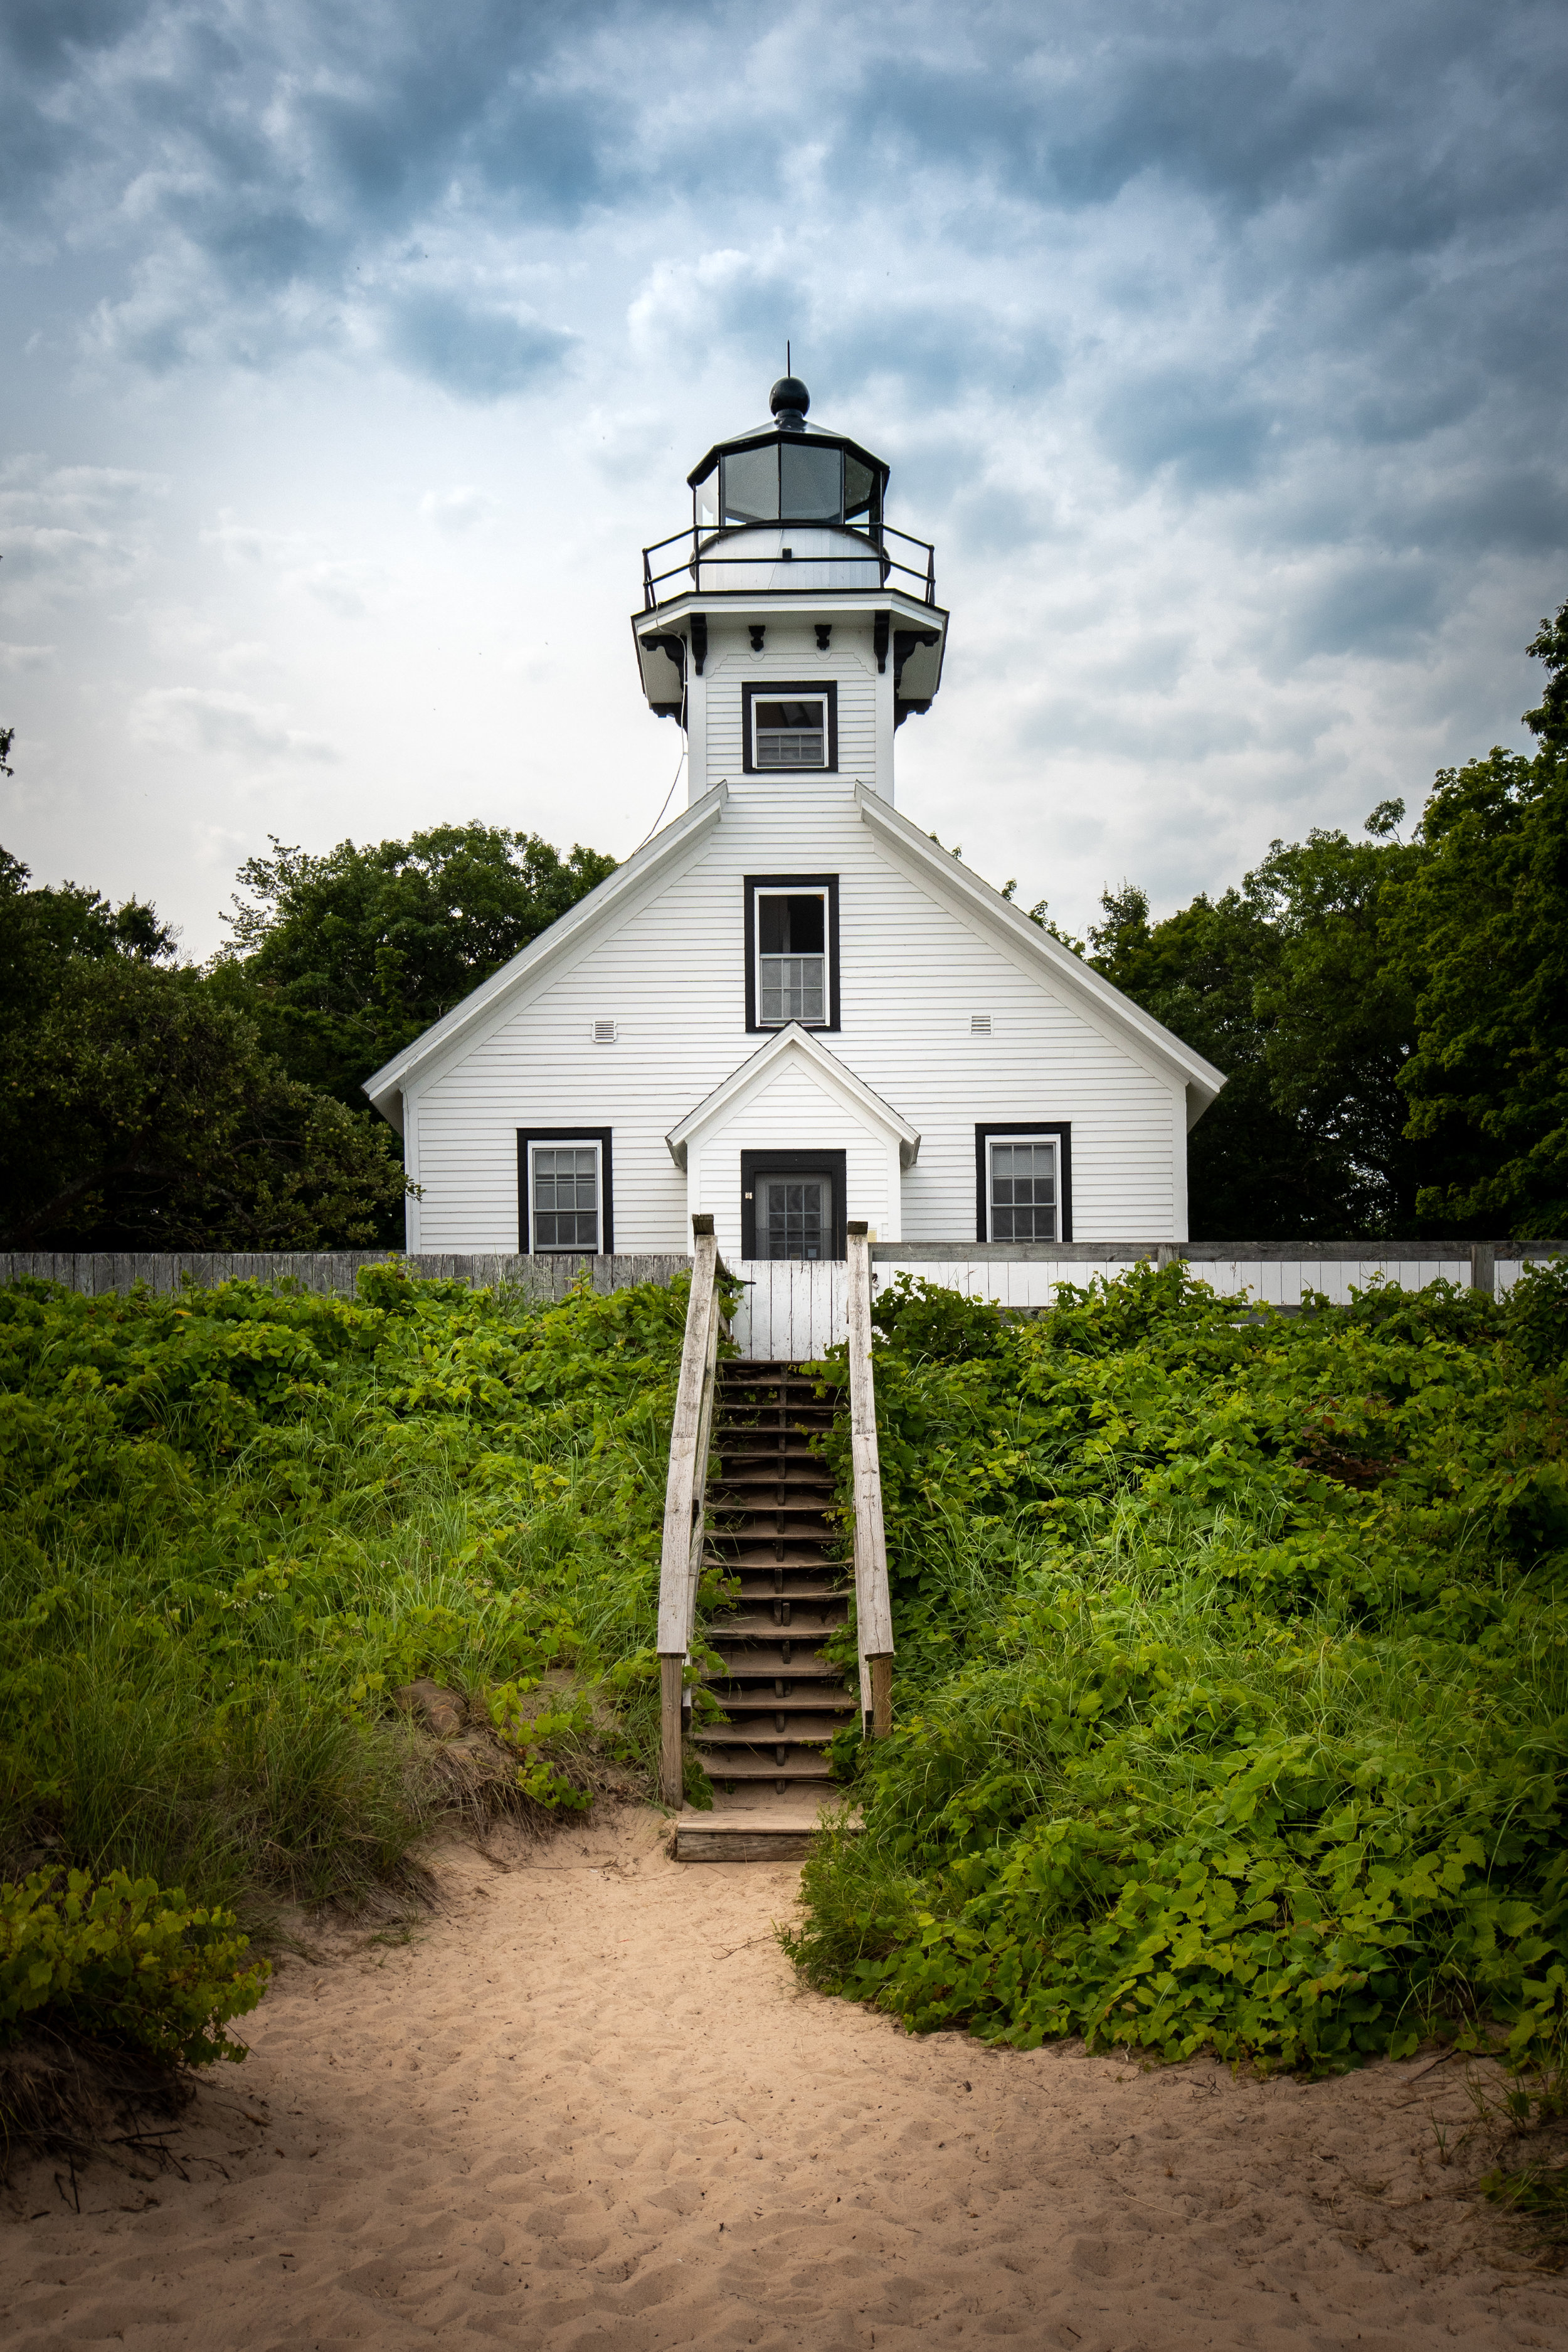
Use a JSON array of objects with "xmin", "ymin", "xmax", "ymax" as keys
[
  {"xmin": 0, "ymin": 1266, "xmax": 701, "ymax": 1912},
  {"xmin": 788, "ymin": 1264, "xmax": 1568, "ymax": 2071},
  {"xmin": 1503, "ymin": 1254, "xmax": 1568, "ymax": 1370},
  {"xmin": 0, "ymin": 1868, "xmax": 268, "ymax": 2065}
]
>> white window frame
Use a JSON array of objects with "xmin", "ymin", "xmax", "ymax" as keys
[
  {"xmin": 751, "ymin": 693, "xmax": 829, "ymax": 771},
  {"xmin": 529, "ymin": 1138, "xmax": 603, "ymax": 1254},
  {"xmin": 986, "ymin": 1135, "xmax": 1059, "ymax": 1246},
  {"xmin": 754, "ymin": 884, "xmax": 830, "ymax": 1029}
]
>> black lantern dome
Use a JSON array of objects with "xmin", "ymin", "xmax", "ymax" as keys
[
  {"xmin": 769, "ymin": 374, "xmax": 810, "ymax": 428},
  {"xmin": 686, "ymin": 376, "xmax": 887, "ymax": 537}
]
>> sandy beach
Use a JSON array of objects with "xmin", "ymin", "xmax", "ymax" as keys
[{"xmin": 2, "ymin": 1806, "xmax": 1563, "ymax": 2351}]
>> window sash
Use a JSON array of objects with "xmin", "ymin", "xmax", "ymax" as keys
[
  {"xmin": 755, "ymin": 889, "xmax": 829, "ymax": 1025},
  {"xmin": 532, "ymin": 1143, "xmax": 600, "ymax": 1253},
  {"xmin": 988, "ymin": 1140, "xmax": 1057, "ymax": 1244},
  {"xmin": 758, "ymin": 953, "xmax": 825, "ymax": 1024},
  {"xmin": 760, "ymin": 1175, "xmax": 832, "ymax": 1261},
  {"xmin": 752, "ymin": 699, "xmax": 827, "ymax": 770},
  {"xmin": 755, "ymin": 726, "xmax": 825, "ymax": 768}
]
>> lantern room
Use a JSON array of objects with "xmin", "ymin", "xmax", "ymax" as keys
[
  {"xmin": 689, "ymin": 376, "xmax": 887, "ymax": 537},
  {"xmin": 632, "ymin": 376, "xmax": 949, "ymax": 806}
]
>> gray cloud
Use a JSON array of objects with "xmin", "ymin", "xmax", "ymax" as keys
[
  {"xmin": 383, "ymin": 290, "xmax": 575, "ymax": 400},
  {"xmin": 0, "ymin": 0, "xmax": 1564, "ymax": 950},
  {"xmin": 130, "ymin": 686, "xmax": 338, "ymax": 763}
]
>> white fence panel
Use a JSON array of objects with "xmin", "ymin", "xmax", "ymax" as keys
[
  {"xmin": 722, "ymin": 1249, "xmax": 1557, "ymax": 1359},
  {"xmin": 731, "ymin": 1261, "xmax": 847, "ymax": 1360},
  {"xmin": 1189, "ymin": 1258, "xmax": 1470, "ymax": 1307}
]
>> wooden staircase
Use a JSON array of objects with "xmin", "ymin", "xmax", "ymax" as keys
[
  {"xmin": 657, "ymin": 1217, "xmax": 892, "ymax": 1862},
  {"xmin": 695, "ymin": 1362, "xmax": 856, "ymax": 1799}
]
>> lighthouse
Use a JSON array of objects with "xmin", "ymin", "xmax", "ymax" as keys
[
  {"xmin": 366, "ymin": 376, "xmax": 1221, "ymax": 1269},
  {"xmin": 632, "ymin": 375, "xmax": 948, "ymax": 806}
]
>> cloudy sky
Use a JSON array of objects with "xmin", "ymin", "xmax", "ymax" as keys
[{"xmin": 3, "ymin": 0, "xmax": 1565, "ymax": 958}]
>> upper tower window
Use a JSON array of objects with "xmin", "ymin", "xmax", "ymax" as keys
[
  {"xmin": 755, "ymin": 697, "xmax": 825, "ymax": 768},
  {"xmin": 742, "ymin": 680, "xmax": 837, "ymax": 773}
]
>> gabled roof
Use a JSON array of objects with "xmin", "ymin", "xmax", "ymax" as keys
[
  {"xmin": 665, "ymin": 1023, "xmax": 921, "ymax": 1169},
  {"xmin": 853, "ymin": 783, "xmax": 1226, "ymax": 1127},
  {"xmin": 361, "ymin": 783, "xmax": 729, "ymax": 1128}
]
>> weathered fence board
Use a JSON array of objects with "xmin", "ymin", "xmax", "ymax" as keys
[
  {"xmin": 729, "ymin": 1259, "xmax": 848, "ymax": 1361},
  {"xmin": 0, "ymin": 1250, "xmax": 692, "ymax": 1301},
  {"xmin": 1, "ymin": 1241, "xmax": 1559, "ymax": 1348}
]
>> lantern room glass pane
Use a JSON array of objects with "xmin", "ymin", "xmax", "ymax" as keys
[
  {"xmin": 780, "ymin": 442, "xmax": 842, "ymax": 520},
  {"xmin": 844, "ymin": 455, "xmax": 875, "ymax": 517},
  {"xmin": 721, "ymin": 445, "xmax": 778, "ymax": 523}
]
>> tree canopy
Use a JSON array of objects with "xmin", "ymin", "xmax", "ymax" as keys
[
  {"xmin": 1033, "ymin": 602, "xmax": 1568, "ymax": 1239},
  {"xmin": 0, "ymin": 850, "xmax": 411, "ymax": 1251},
  {"xmin": 208, "ymin": 822, "xmax": 618, "ymax": 1103}
]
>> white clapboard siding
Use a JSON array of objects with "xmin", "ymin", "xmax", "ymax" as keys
[
  {"xmin": 410, "ymin": 777, "xmax": 1185, "ymax": 1257},
  {"xmin": 699, "ymin": 622, "xmax": 880, "ymax": 797}
]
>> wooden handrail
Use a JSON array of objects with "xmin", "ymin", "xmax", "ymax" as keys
[
  {"xmin": 845, "ymin": 1221, "xmax": 894, "ymax": 1738},
  {"xmin": 657, "ymin": 1216, "xmax": 724, "ymax": 1806}
]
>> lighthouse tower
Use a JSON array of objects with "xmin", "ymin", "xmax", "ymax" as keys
[{"xmin": 632, "ymin": 376, "xmax": 948, "ymax": 807}]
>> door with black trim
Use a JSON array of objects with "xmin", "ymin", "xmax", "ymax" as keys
[{"xmin": 740, "ymin": 1148, "xmax": 847, "ymax": 1261}]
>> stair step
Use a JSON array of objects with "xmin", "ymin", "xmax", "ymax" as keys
[
  {"xmin": 672, "ymin": 1803, "xmax": 859, "ymax": 1862},
  {"xmin": 701, "ymin": 1756, "xmax": 835, "ymax": 1781},
  {"xmin": 728, "ymin": 1590, "xmax": 850, "ymax": 1609}
]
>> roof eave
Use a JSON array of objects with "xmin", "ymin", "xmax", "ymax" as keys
[
  {"xmin": 665, "ymin": 1022, "xmax": 921, "ymax": 1168},
  {"xmin": 361, "ymin": 781, "xmax": 729, "ymax": 1122},
  {"xmin": 853, "ymin": 783, "xmax": 1227, "ymax": 1109}
]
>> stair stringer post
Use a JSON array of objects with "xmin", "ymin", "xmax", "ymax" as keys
[
  {"xmin": 845, "ymin": 1221, "xmax": 894, "ymax": 1736},
  {"xmin": 657, "ymin": 1216, "xmax": 723, "ymax": 1807}
]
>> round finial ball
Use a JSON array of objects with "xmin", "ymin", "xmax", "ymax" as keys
[{"xmin": 769, "ymin": 376, "xmax": 810, "ymax": 420}]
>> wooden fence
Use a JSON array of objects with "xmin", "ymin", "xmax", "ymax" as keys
[
  {"xmin": 0, "ymin": 1249, "xmax": 691, "ymax": 1301},
  {"xmin": 729, "ymin": 1240, "xmax": 1564, "ymax": 1359},
  {"xmin": 2, "ymin": 1241, "xmax": 1560, "ymax": 1362}
]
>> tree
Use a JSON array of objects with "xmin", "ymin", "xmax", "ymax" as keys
[
  {"xmin": 1083, "ymin": 818, "xmax": 1426, "ymax": 1239},
  {"xmin": 208, "ymin": 822, "xmax": 618, "ymax": 1103},
  {"xmin": 1523, "ymin": 597, "xmax": 1568, "ymax": 755},
  {"xmin": 0, "ymin": 852, "xmax": 410, "ymax": 1250},
  {"xmin": 1389, "ymin": 744, "xmax": 1568, "ymax": 1236},
  {"xmin": 0, "ymin": 847, "xmax": 178, "ymax": 1015}
]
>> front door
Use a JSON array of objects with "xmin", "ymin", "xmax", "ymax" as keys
[
  {"xmin": 758, "ymin": 1172, "xmax": 833, "ymax": 1261},
  {"xmin": 739, "ymin": 1149, "xmax": 847, "ymax": 1261}
]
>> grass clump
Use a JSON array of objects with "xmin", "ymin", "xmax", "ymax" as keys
[
  {"xmin": 0, "ymin": 1262, "xmax": 716, "ymax": 1921},
  {"xmin": 788, "ymin": 1258, "xmax": 1568, "ymax": 2075}
]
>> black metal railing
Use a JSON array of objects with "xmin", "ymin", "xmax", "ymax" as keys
[{"xmin": 641, "ymin": 520, "xmax": 936, "ymax": 611}]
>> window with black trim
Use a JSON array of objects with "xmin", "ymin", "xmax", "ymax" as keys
[
  {"xmin": 741, "ymin": 680, "xmax": 837, "ymax": 774},
  {"xmin": 975, "ymin": 1123, "xmax": 1073, "ymax": 1244},
  {"xmin": 741, "ymin": 1148, "xmax": 848, "ymax": 1261},
  {"xmin": 517, "ymin": 1128, "xmax": 614, "ymax": 1254},
  {"xmin": 744, "ymin": 874, "xmax": 840, "ymax": 1030}
]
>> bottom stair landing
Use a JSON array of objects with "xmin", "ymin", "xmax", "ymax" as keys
[{"xmin": 671, "ymin": 1794, "xmax": 860, "ymax": 1864}]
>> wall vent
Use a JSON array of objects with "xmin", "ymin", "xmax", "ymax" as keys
[
  {"xmin": 591, "ymin": 1019, "xmax": 618, "ymax": 1044},
  {"xmin": 970, "ymin": 1013, "xmax": 992, "ymax": 1036}
]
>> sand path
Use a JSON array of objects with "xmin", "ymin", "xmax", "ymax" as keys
[{"xmin": 3, "ymin": 1805, "xmax": 1564, "ymax": 2350}]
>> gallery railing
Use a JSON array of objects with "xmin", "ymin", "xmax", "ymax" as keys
[{"xmin": 641, "ymin": 520, "xmax": 937, "ymax": 610}]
